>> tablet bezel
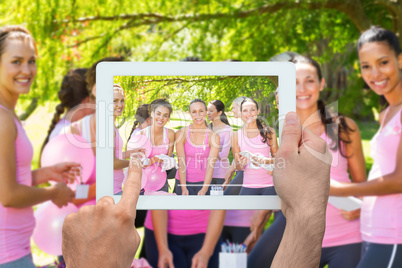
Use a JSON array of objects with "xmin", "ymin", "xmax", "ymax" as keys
[{"xmin": 96, "ymin": 62, "xmax": 295, "ymax": 209}]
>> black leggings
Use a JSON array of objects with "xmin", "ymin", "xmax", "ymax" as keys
[
  {"xmin": 223, "ymin": 171, "xmax": 244, "ymax": 195},
  {"xmin": 358, "ymin": 241, "xmax": 402, "ymax": 268},
  {"xmin": 248, "ymin": 211, "xmax": 363, "ymax": 268},
  {"xmin": 320, "ymin": 243, "xmax": 362, "ymax": 268},
  {"xmin": 144, "ymin": 228, "xmax": 221, "ymax": 268}
]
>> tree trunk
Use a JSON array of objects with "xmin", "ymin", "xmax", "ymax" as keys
[{"xmin": 18, "ymin": 98, "xmax": 38, "ymax": 121}]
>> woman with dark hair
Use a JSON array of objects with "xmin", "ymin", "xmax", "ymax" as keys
[
  {"xmin": 41, "ymin": 68, "xmax": 92, "ymax": 153},
  {"xmin": 223, "ymin": 96, "xmax": 247, "ymax": 194},
  {"xmin": 247, "ymin": 55, "xmax": 367, "ymax": 268},
  {"xmin": 331, "ymin": 26, "xmax": 402, "ymax": 267},
  {"xmin": 207, "ymin": 100, "xmax": 232, "ymax": 185},
  {"xmin": 126, "ymin": 104, "xmax": 151, "ymax": 144},
  {"xmin": 233, "ymin": 97, "xmax": 278, "ymax": 196},
  {"xmin": 135, "ymin": 99, "xmax": 174, "ymax": 192}
]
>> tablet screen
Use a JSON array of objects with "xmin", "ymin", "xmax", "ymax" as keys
[{"xmin": 96, "ymin": 62, "xmax": 295, "ymax": 209}]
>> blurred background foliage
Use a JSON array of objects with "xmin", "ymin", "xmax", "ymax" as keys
[{"xmin": 2, "ymin": 0, "xmax": 402, "ymax": 120}]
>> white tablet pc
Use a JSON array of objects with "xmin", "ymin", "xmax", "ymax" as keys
[{"xmin": 96, "ymin": 62, "xmax": 296, "ymax": 209}]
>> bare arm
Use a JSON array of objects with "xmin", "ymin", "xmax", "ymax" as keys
[
  {"xmin": 269, "ymin": 127, "xmax": 278, "ymax": 157},
  {"xmin": 167, "ymin": 129, "xmax": 175, "ymax": 157},
  {"xmin": 0, "ymin": 111, "xmax": 74, "ymax": 208},
  {"xmin": 114, "ymin": 129, "xmax": 130, "ymax": 170},
  {"xmin": 198, "ymin": 131, "xmax": 220, "ymax": 195},
  {"xmin": 222, "ymin": 162, "xmax": 236, "ymax": 189},
  {"xmin": 231, "ymin": 131, "xmax": 247, "ymax": 171},
  {"xmin": 330, "ymin": 115, "xmax": 402, "ymax": 196},
  {"xmin": 191, "ymin": 210, "xmax": 226, "ymax": 268},
  {"xmin": 175, "ymin": 128, "xmax": 188, "ymax": 195},
  {"xmin": 217, "ymin": 127, "xmax": 232, "ymax": 160},
  {"xmin": 152, "ymin": 210, "xmax": 175, "ymax": 268}
]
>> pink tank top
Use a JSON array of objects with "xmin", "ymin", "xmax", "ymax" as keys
[
  {"xmin": 149, "ymin": 126, "xmax": 211, "ymax": 235},
  {"xmin": 183, "ymin": 125, "xmax": 210, "ymax": 183},
  {"xmin": 143, "ymin": 127, "xmax": 171, "ymax": 230},
  {"xmin": 0, "ymin": 105, "xmax": 35, "ymax": 264},
  {"xmin": 361, "ymin": 107, "xmax": 402, "ymax": 244},
  {"xmin": 114, "ymin": 126, "xmax": 124, "ymax": 194},
  {"xmin": 49, "ymin": 118, "xmax": 71, "ymax": 141},
  {"xmin": 238, "ymin": 128, "xmax": 273, "ymax": 188},
  {"xmin": 213, "ymin": 125, "xmax": 232, "ymax": 179},
  {"xmin": 70, "ymin": 119, "xmax": 96, "ymax": 191},
  {"xmin": 142, "ymin": 127, "xmax": 169, "ymax": 191},
  {"xmin": 320, "ymin": 131, "xmax": 362, "ymax": 247},
  {"xmin": 224, "ymin": 210, "xmax": 257, "ymax": 227}
]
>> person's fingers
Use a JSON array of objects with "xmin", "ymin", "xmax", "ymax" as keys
[
  {"xmin": 61, "ymin": 162, "xmax": 82, "ymax": 170},
  {"xmin": 191, "ymin": 257, "xmax": 200, "ymax": 268},
  {"xmin": 276, "ymin": 112, "xmax": 301, "ymax": 157},
  {"xmin": 116, "ymin": 160, "xmax": 142, "ymax": 217},
  {"xmin": 168, "ymin": 258, "xmax": 175, "ymax": 268}
]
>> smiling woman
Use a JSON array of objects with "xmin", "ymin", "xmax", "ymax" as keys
[
  {"xmin": 0, "ymin": 25, "xmax": 78, "ymax": 268},
  {"xmin": 330, "ymin": 26, "xmax": 402, "ymax": 268},
  {"xmin": 112, "ymin": 84, "xmax": 146, "ymax": 194}
]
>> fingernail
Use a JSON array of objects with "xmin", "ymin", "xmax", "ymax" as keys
[{"xmin": 285, "ymin": 112, "xmax": 298, "ymax": 125}]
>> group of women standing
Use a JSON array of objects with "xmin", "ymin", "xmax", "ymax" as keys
[{"xmin": 0, "ymin": 23, "xmax": 401, "ymax": 268}]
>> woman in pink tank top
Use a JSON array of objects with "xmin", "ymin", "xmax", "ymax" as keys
[
  {"xmin": 330, "ymin": 27, "xmax": 402, "ymax": 267},
  {"xmin": 112, "ymin": 84, "xmax": 145, "ymax": 194},
  {"xmin": 40, "ymin": 68, "xmax": 93, "ymax": 154},
  {"xmin": 176, "ymin": 99, "xmax": 221, "ymax": 196},
  {"xmin": 248, "ymin": 56, "xmax": 367, "ymax": 268},
  {"xmin": 232, "ymin": 97, "xmax": 278, "ymax": 195},
  {"xmin": 137, "ymin": 99, "xmax": 175, "ymax": 193},
  {"xmin": 207, "ymin": 100, "xmax": 232, "ymax": 185},
  {"xmin": 126, "ymin": 104, "xmax": 151, "ymax": 148},
  {"xmin": 0, "ymin": 26, "xmax": 79, "ymax": 267},
  {"xmin": 146, "ymin": 99, "xmax": 224, "ymax": 268}
]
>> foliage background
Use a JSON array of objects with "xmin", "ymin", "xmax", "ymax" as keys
[{"xmin": 2, "ymin": 0, "xmax": 401, "ymax": 120}]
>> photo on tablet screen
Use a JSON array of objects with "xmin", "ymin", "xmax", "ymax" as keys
[{"xmin": 96, "ymin": 62, "xmax": 295, "ymax": 209}]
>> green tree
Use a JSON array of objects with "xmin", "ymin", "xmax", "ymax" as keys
[{"xmin": 2, "ymin": 0, "xmax": 401, "ymax": 119}]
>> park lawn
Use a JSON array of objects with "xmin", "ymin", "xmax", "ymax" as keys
[{"xmin": 24, "ymin": 105, "xmax": 378, "ymax": 266}]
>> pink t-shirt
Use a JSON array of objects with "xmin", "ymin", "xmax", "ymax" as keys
[
  {"xmin": 238, "ymin": 128, "xmax": 273, "ymax": 188},
  {"xmin": 212, "ymin": 125, "xmax": 232, "ymax": 179},
  {"xmin": 361, "ymin": 107, "xmax": 402, "ymax": 244},
  {"xmin": 114, "ymin": 126, "xmax": 124, "ymax": 194},
  {"xmin": 0, "ymin": 105, "xmax": 35, "ymax": 264},
  {"xmin": 320, "ymin": 131, "xmax": 362, "ymax": 247}
]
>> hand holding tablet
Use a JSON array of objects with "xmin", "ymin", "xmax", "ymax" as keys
[{"xmin": 62, "ymin": 157, "xmax": 143, "ymax": 268}]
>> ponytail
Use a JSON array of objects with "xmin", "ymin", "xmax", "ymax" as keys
[
  {"xmin": 40, "ymin": 104, "xmax": 65, "ymax": 157},
  {"xmin": 256, "ymin": 118, "xmax": 273, "ymax": 144},
  {"xmin": 208, "ymin": 99, "xmax": 230, "ymax": 129},
  {"xmin": 126, "ymin": 104, "xmax": 150, "ymax": 146},
  {"xmin": 317, "ymin": 100, "xmax": 354, "ymax": 158}
]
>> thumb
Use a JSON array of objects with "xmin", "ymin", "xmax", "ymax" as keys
[
  {"xmin": 277, "ymin": 112, "xmax": 301, "ymax": 157},
  {"xmin": 300, "ymin": 127, "xmax": 332, "ymax": 166}
]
